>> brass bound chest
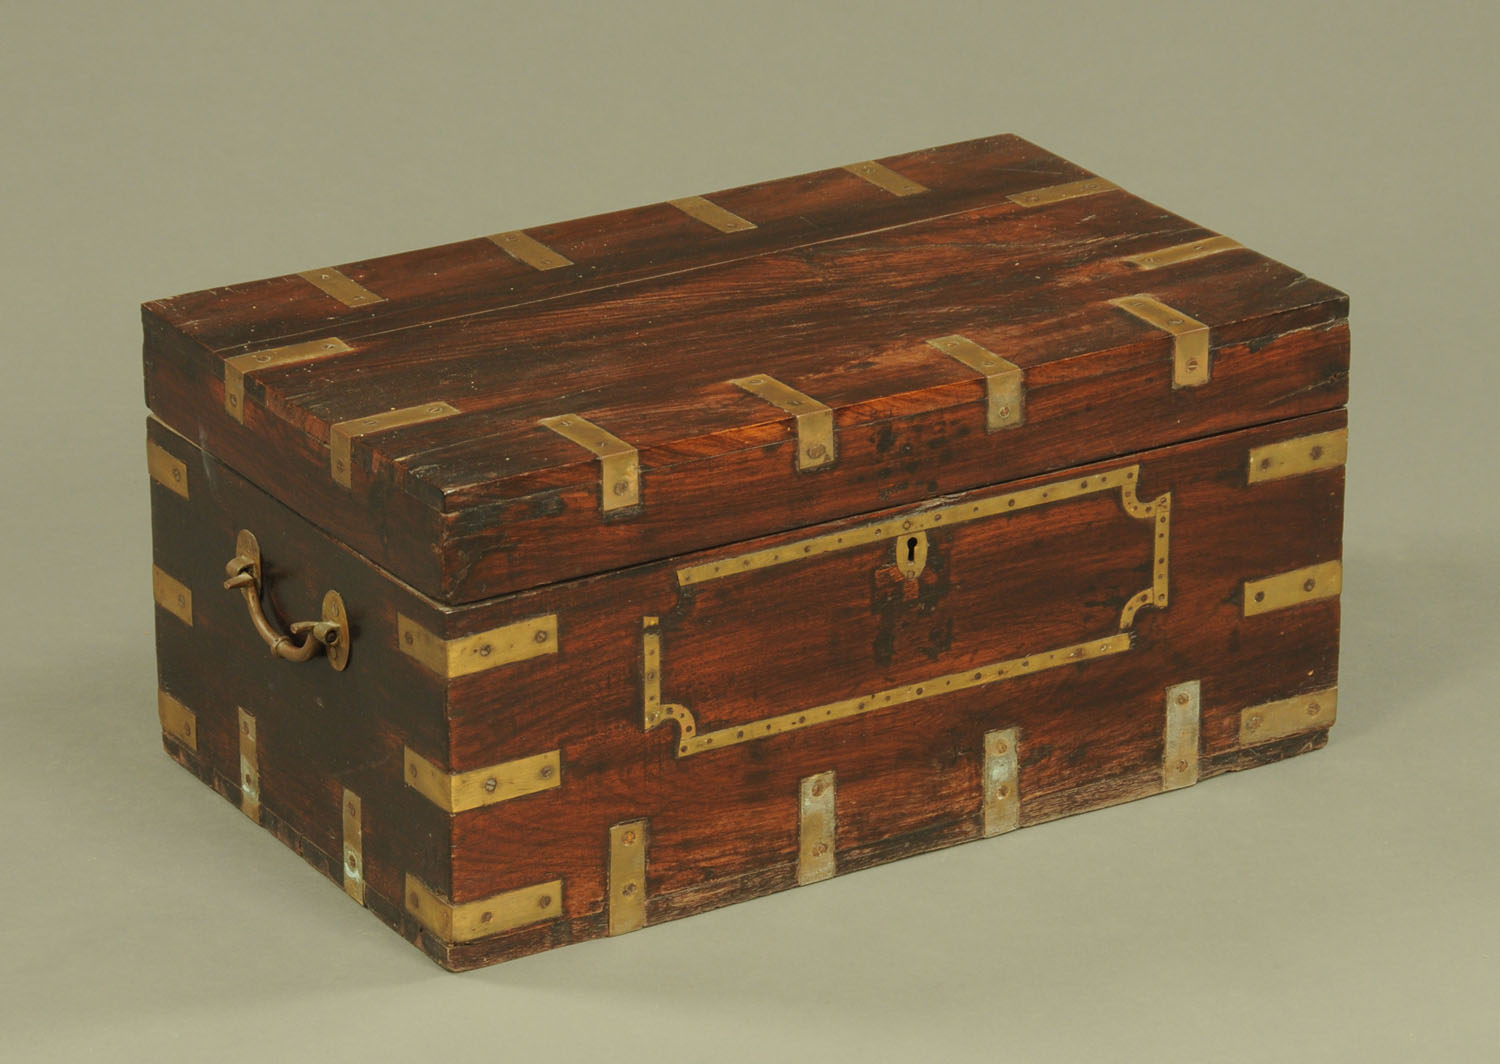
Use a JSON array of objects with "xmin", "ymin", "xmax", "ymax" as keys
[{"xmin": 143, "ymin": 134, "xmax": 1349, "ymax": 969}]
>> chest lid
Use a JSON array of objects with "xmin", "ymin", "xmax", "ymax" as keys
[{"xmin": 143, "ymin": 133, "xmax": 1349, "ymax": 605}]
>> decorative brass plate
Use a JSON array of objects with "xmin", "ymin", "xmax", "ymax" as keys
[
  {"xmin": 403, "ymin": 747, "xmax": 562, "ymax": 812},
  {"xmin": 151, "ymin": 565, "xmax": 193, "ymax": 626},
  {"xmin": 342, "ymin": 789, "xmax": 365, "ymax": 905},
  {"xmin": 798, "ymin": 772, "xmax": 836, "ymax": 885},
  {"xmin": 296, "ymin": 267, "xmax": 385, "ymax": 308},
  {"xmin": 926, "ymin": 334, "xmax": 1024, "ymax": 431},
  {"xmin": 1109, "ymin": 294, "xmax": 1211, "ymax": 388},
  {"xmin": 223, "ymin": 337, "xmax": 352, "ymax": 422},
  {"xmin": 488, "ymin": 230, "xmax": 573, "ymax": 270},
  {"xmin": 1162, "ymin": 681, "xmax": 1201, "ymax": 791},
  {"xmin": 1240, "ymin": 687, "xmax": 1337, "ymax": 746},
  {"xmin": 1007, "ymin": 177, "xmax": 1117, "ymax": 207},
  {"xmin": 1243, "ymin": 561, "xmax": 1342, "ymax": 616},
  {"xmin": 157, "ymin": 690, "xmax": 197, "ymax": 751},
  {"xmin": 608, "ymin": 819, "xmax": 648, "ymax": 936},
  {"xmin": 405, "ymin": 874, "xmax": 563, "ymax": 944},
  {"xmin": 731, "ymin": 375, "xmax": 836, "ymax": 471},
  {"xmin": 1124, "ymin": 235, "xmax": 1242, "ymax": 270},
  {"xmin": 982, "ymin": 728, "xmax": 1019, "ymax": 837},
  {"xmin": 842, "ymin": 160, "xmax": 927, "ymax": 196},
  {"xmin": 1248, "ymin": 428, "xmax": 1348, "ymax": 484},
  {"xmin": 650, "ymin": 463, "xmax": 1170, "ymax": 757},
  {"xmin": 397, "ymin": 612, "xmax": 558, "ymax": 679},
  {"xmin": 668, "ymin": 195, "xmax": 756, "ymax": 233},
  {"xmin": 538, "ymin": 414, "xmax": 640, "ymax": 512},
  {"xmin": 146, "ymin": 440, "xmax": 189, "ymax": 498},
  {"xmin": 329, "ymin": 401, "xmax": 461, "ymax": 488}
]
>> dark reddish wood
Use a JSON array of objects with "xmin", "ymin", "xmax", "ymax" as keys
[
  {"xmin": 143, "ymin": 134, "xmax": 1348, "ymax": 604},
  {"xmin": 151, "ymin": 404, "xmax": 1343, "ymax": 969}
]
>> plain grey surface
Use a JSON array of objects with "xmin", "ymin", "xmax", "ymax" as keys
[{"xmin": 3, "ymin": 2, "xmax": 1497, "ymax": 1060}]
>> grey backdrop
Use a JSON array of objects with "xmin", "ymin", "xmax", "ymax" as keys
[{"xmin": 3, "ymin": 2, "xmax": 1496, "ymax": 1061}]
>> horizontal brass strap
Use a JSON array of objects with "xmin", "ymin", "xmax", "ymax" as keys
[
  {"xmin": 403, "ymin": 747, "xmax": 561, "ymax": 813},
  {"xmin": 405, "ymin": 874, "xmax": 562, "ymax": 943}
]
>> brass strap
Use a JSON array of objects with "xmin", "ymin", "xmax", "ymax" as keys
[
  {"xmin": 237, "ymin": 707, "xmax": 260, "ymax": 823},
  {"xmin": 797, "ymin": 772, "xmax": 837, "ymax": 885},
  {"xmin": 842, "ymin": 160, "xmax": 927, "ymax": 196},
  {"xmin": 489, "ymin": 230, "xmax": 573, "ymax": 270},
  {"xmin": 1007, "ymin": 177, "xmax": 1117, "ymax": 207},
  {"xmin": 146, "ymin": 440, "xmax": 189, "ymax": 498},
  {"xmin": 397, "ymin": 612, "xmax": 557, "ymax": 678},
  {"xmin": 404, "ymin": 874, "xmax": 563, "ymax": 943},
  {"xmin": 152, "ymin": 565, "xmax": 193, "ymax": 626},
  {"xmin": 1109, "ymin": 294, "xmax": 1211, "ymax": 388},
  {"xmin": 1163, "ymin": 681, "xmax": 1201, "ymax": 791},
  {"xmin": 342, "ymin": 790, "xmax": 365, "ymax": 905},
  {"xmin": 608, "ymin": 820, "xmax": 649, "ymax": 935},
  {"xmin": 926, "ymin": 334, "xmax": 1025, "ymax": 431},
  {"xmin": 403, "ymin": 747, "xmax": 561, "ymax": 812},
  {"xmin": 297, "ymin": 267, "xmax": 384, "ymax": 308},
  {"xmin": 668, "ymin": 196, "xmax": 756, "ymax": 233},
  {"xmin": 538, "ymin": 414, "xmax": 641, "ymax": 512},
  {"xmin": 730, "ymin": 374, "xmax": 836, "ymax": 471},
  {"xmin": 1248, "ymin": 428, "xmax": 1348, "ymax": 484},
  {"xmin": 1124, "ymin": 235, "xmax": 1242, "ymax": 269},
  {"xmin": 982, "ymin": 728, "xmax": 1020, "ymax": 836},
  {"xmin": 224, "ymin": 337, "xmax": 352, "ymax": 422},
  {"xmin": 157, "ymin": 691, "xmax": 197, "ymax": 751},
  {"xmin": 1240, "ymin": 687, "xmax": 1338, "ymax": 746},
  {"xmin": 1243, "ymin": 561, "xmax": 1342, "ymax": 616},
  {"xmin": 329, "ymin": 402, "xmax": 461, "ymax": 488}
]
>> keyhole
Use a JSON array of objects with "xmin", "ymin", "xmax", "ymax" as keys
[{"xmin": 906, "ymin": 537, "xmax": 918, "ymax": 563}]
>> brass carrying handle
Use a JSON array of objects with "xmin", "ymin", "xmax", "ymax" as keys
[{"xmin": 223, "ymin": 530, "xmax": 350, "ymax": 670}]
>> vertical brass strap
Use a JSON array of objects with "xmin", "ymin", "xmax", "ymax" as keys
[
  {"xmin": 609, "ymin": 819, "xmax": 649, "ymax": 936},
  {"xmin": 926, "ymin": 334, "xmax": 1025, "ymax": 431},
  {"xmin": 538, "ymin": 414, "xmax": 641, "ymax": 513},
  {"xmin": 730, "ymin": 375, "xmax": 836, "ymax": 471},
  {"xmin": 237, "ymin": 707, "xmax": 260, "ymax": 823},
  {"xmin": 342, "ymin": 789, "xmax": 366, "ymax": 905},
  {"xmin": 982, "ymin": 728, "xmax": 1020, "ymax": 836},
  {"xmin": 1162, "ymin": 681, "xmax": 1201, "ymax": 791},
  {"xmin": 797, "ymin": 771, "xmax": 837, "ymax": 885},
  {"xmin": 1109, "ymin": 295, "xmax": 1211, "ymax": 388}
]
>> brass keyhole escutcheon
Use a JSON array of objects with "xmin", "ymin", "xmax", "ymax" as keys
[{"xmin": 896, "ymin": 531, "xmax": 928, "ymax": 581}]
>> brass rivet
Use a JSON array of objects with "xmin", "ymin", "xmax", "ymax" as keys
[
  {"xmin": 483, "ymin": 777, "xmax": 498, "ymax": 793},
  {"xmin": 1176, "ymin": 693, "xmax": 1190, "ymax": 706},
  {"xmin": 1307, "ymin": 701, "xmax": 1321, "ymax": 716},
  {"xmin": 994, "ymin": 740, "xmax": 1008, "ymax": 754},
  {"xmin": 346, "ymin": 800, "xmax": 357, "ymax": 816},
  {"xmin": 1260, "ymin": 457, "xmax": 1273, "ymax": 470},
  {"xmin": 811, "ymin": 781, "xmax": 825, "ymax": 797},
  {"xmin": 999, "ymin": 405, "xmax": 1011, "ymax": 417},
  {"xmin": 404, "ymin": 631, "xmax": 414, "ymax": 645},
  {"xmin": 621, "ymin": 883, "xmax": 636, "ymax": 897},
  {"xmin": 1254, "ymin": 591, "xmax": 1266, "ymax": 602},
  {"xmin": 409, "ymin": 764, "xmax": 418, "ymax": 778},
  {"xmin": 812, "ymin": 843, "xmax": 828, "ymax": 857},
  {"xmin": 996, "ymin": 784, "xmax": 1009, "ymax": 797},
  {"xmin": 1175, "ymin": 759, "xmax": 1189, "ymax": 773},
  {"xmin": 538, "ymin": 895, "xmax": 552, "ymax": 909},
  {"xmin": 1247, "ymin": 714, "xmax": 1263, "ymax": 730},
  {"xmin": 481, "ymin": 911, "xmax": 494, "ymax": 923},
  {"xmin": 612, "ymin": 480, "xmax": 631, "ymax": 496},
  {"xmin": 1310, "ymin": 445, "xmax": 1324, "ymax": 460},
  {"xmin": 806, "ymin": 443, "xmax": 827, "ymax": 460},
  {"xmin": 1303, "ymin": 578, "xmax": 1317, "ymax": 592},
  {"xmin": 228, "ymin": 394, "xmax": 239, "ymax": 407},
  {"xmin": 345, "ymin": 854, "xmax": 358, "ymax": 873},
  {"xmin": 539, "ymin": 764, "xmax": 555, "ymax": 779},
  {"xmin": 1186, "ymin": 359, "xmax": 1200, "ymax": 371},
  {"xmin": 534, "ymin": 629, "xmax": 549, "ymax": 644},
  {"xmin": 171, "ymin": 467, "xmax": 182, "ymax": 481},
  {"xmin": 479, "ymin": 644, "xmax": 492, "ymax": 656}
]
